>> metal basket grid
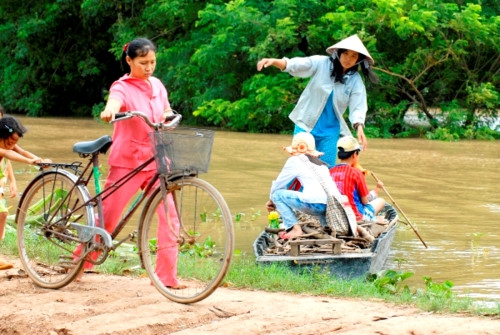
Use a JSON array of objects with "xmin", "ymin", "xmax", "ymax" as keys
[{"xmin": 149, "ymin": 128, "xmax": 215, "ymax": 174}]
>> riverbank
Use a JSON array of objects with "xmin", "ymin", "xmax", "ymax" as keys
[{"xmin": 1, "ymin": 253, "xmax": 499, "ymax": 335}]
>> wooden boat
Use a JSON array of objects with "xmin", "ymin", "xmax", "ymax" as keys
[{"xmin": 253, "ymin": 204, "xmax": 398, "ymax": 279}]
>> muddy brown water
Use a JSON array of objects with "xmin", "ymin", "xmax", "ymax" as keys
[{"xmin": 10, "ymin": 116, "xmax": 500, "ymax": 301}]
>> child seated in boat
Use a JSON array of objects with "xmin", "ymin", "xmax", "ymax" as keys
[
  {"xmin": 329, "ymin": 136, "xmax": 386, "ymax": 223},
  {"xmin": 266, "ymin": 132, "xmax": 337, "ymax": 240}
]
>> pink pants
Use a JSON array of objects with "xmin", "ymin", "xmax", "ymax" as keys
[{"xmin": 75, "ymin": 167, "xmax": 180, "ymax": 287}]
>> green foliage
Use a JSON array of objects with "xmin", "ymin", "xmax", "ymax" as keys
[
  {"xmin": 424, "ymin": 100, "xmax": 500, "ymax": 141},
  {"xmin": 426, "ymin": 127, "xmax": 460, "ymax": 141},
  {"xmin": 415, "ymin": 276, "xmax": 455, "ymax": 311},
  {"xmin": 179, "ymin": 235, "xmax": 216, "ymax": 257},
  {"xmin": 0, "ymin": 0, "xmax": 498, "ymax": 139},
  {"xmin": 367, "ymin": 269, "xmax": 414, "ymax": 294},
  {"xmin": 233, "ymin": 208, "xmax": 262, "ymax": 225},
  {"xmin": 0, "ymin": 0, "xmax": 128, "ymax": 116},
  {"xmin": 1, "ymin": 231, "xmax": 497, "ymax": 316}
]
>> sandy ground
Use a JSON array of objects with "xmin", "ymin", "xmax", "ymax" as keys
[{"xmin": 0, "ymin": 254, "xmax": 499, "ymax": 335}]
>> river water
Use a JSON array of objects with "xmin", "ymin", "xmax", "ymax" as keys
[{"xmin": 11, "ymin": 116, "xmax": 500, "ymax": 302}]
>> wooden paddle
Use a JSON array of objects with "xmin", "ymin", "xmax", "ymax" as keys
[{"xmin": 369, "ymin": 171, "xmax": 428, "ymax": 248}]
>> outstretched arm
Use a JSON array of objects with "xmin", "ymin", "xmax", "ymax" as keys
[
  {"xmin": 12, "ymin": 145, "xmax": 51, "ymax": 164},
  {"xmin": 6, "ymin": 161, "xmax": 17, "ymax": 198},
  {"xmin": 257, "ymin": 58, "xmax": 287, "ymax": 71}
]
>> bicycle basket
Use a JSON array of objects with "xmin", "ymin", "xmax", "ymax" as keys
[{"xmin": 149, "ymin": 128, "xmax": 215, "ymax": 174}]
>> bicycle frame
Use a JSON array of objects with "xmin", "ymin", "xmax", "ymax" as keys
[
  {"xmin": 18, "ymin": 113, "xmax": 181, "ymax": 259},
  {"xmin": 16, "ymin": 111, "xmax": 234, "ymax": 303}
]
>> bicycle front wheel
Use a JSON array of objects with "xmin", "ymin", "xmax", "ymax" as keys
[
  {"xmin": 16, "ymin": 170, "xmax": 93, "ymax": 289},
  {"xmin": 139, "ymin": 177, "xmax": 234, "ymax": 304}
]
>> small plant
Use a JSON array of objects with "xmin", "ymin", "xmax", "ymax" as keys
[
  {"xmin": 422, "ymin": 276, "xmax": 454, "ymax": 298},
  {"xmin": 470, "ymin": 232, "xmax": 484, "ymax": 250},
  {"xmin": 232, "ymin": 208, "xmax": 262, "ymax": 224},
  {"xmin": 415, "ymin": 276, "xmax": 456, "ymax": 311},
  {"xmin": 133, "ymin": 238, "xmax": 158, "ymax": 254},
  {"xmin": 249, "ymin": 208, "xmax": 262, "ymax": 221},
  {"xmin": 268, "ymin": 211, "xmax": 280, "ymax": 229},
  {"xmin": 200, "ymin": 207, "xmax": 223, "ymax": 223},
  {"xmin": 179, "ymin": 235, "xmax": 215, "ymax": 258},
  {"xmin": 392, "ymin": 257, "xmax": 409, "ymax": 271},
  {"xmin": 200, "ymin": 211, "xmax": 207, "ymax": 222},
  {"xmin": 211, "ymin": 207, "xmax": 222, "ymax": 221},
  {"xmin": 470, "ymin": 232, "xmax": 490, "ymax": 259},
  {"xmin": 367, "ymin": 269, "xmax": 414, "ymax": 295},
  {"xmin": 149, "ymin": 238, "xmax": 158, "ymax": 253}
]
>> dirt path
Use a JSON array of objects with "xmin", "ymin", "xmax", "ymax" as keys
[{"xmin": 0, "ymin": 255, "xmax": 499, "ymax": 335}]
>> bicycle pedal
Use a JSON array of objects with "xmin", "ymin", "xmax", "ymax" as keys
[{"xmin": 58, "ymin": 262, "xmax": 77, "ymax": 269}]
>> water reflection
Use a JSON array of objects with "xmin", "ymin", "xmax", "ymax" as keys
[{"xmin": 12, "ymin": 116, "xmax": 500, "ymax": 301}]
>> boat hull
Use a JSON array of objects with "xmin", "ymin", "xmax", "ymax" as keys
[{"xmin": 253, "ymin": 212, "xmax": 398, "ymax": 279}]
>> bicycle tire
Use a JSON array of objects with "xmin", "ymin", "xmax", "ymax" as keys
[
  {"xmin": 138, "ymin": 177, "xmax": 234, "ymax": 304},
  {"xmin": 16, "ymin": 170, "xmax": 94, "ymax": 289}
]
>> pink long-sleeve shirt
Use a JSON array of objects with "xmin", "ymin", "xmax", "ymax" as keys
[{"xmin": 107, "ymin": 74, "xmax": 170, "ymax": 170}]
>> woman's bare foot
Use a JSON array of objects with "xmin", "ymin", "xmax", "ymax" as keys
[
  {"xmin": 357, "ymin": 226, "xmax": 375, "ymax": 243},
  {"xmin": 281, "ymin": 225, "xmax": 303, "ymax": 240},
  {"xmin": 167, "ymin": 283, "xmax": 187, "ymax": 290},
  {"xmin": 150, "ymin": 280, "xmax": 187, "ymax": 289},
  {"xmin": 74, "ymin": 266, "xmax": 85, "ymax": 282}
]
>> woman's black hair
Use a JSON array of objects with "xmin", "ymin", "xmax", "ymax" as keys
[
  {"xmin": 0, "ymin": 115, "xmax": 27, "ymax": 139},
  {"xmin": 121, "ymin": 38, "xmax": 157, "ymax": 74},
  {"xmin": 330, "ymin": 48, "xmax": 379, "ymax": 85}
]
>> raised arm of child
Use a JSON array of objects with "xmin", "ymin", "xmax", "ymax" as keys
[
  {"xmin": 6, "ymin": 160, "xmax": 17, "ymax": 198},
  {"xmin": 13, "ymin": 144, "xmax": 51, "ymax": 164}
]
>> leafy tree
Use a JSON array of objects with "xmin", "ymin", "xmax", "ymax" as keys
[
  {"xmin": 0, "ymin": 0, "xmax": 141, "ymax": 116},
  {"xmin": 186, "ymin": 0, "xmax": 499, "ymax": 136},
  {"xmin": 0, "ymin": 0, "xmax": 498, "ymax": 140}
]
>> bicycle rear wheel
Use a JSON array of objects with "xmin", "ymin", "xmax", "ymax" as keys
[
  {"xmin": 16, "ymin": 170, "xmax": 93, "ymax": 289},
  {"xmin": 139, "ymin": 177, "xmax": 234, "ymax": 304}
]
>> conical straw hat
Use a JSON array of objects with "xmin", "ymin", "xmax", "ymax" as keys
[{"xmin": 326, "ymin": 34, "xmax": 374, "ymax": 65}]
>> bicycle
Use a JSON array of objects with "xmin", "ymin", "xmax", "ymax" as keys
[{"xmin": 15, "ymin": 111, "xmax": 234, "ymax": 304}]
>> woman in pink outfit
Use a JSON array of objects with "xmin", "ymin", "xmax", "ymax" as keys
[{"xmin": 80, "ymin": 37, "xmax": 184, "ymax": 288}]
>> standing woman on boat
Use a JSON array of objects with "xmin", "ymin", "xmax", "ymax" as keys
[{"xmin": 257, "ymin": 34, "xmax": 379, "ymax": 167}]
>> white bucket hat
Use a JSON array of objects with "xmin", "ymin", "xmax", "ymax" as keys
[
  {"xmin": 283, "ymin": 132, "xmax": 323, "ymax": 157},
  {"xmin": 326, "ymin": 34, "xmax": 374, "ymax": 65}
]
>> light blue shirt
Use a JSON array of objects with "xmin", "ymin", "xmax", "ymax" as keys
[
  {"xmin": 283, "ymin": 55, "xmax": 368, "ymax": 136},
  {"xmin": 270, "ymin": 155, "xmax": 330, "ymax": 204}
]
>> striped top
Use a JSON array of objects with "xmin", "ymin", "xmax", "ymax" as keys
[{"xmin": 329, "ymin": 163, "xmax": 369, "ymax": 220}]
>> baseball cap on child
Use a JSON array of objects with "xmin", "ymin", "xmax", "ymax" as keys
[
  {"xmin": 283, "ymin": 132, "xmax": 324, "ymax": 157},
  {"xmin": 337, "ymin": 136, "xmax": 362, "ymax": 153}
]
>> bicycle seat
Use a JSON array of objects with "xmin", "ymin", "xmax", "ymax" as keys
[{"xmin": 73, "ymin": 135, "xmax": 113, "ymax": 155}]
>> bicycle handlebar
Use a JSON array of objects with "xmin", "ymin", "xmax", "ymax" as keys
[{"xmin": 112, "ymin": 111, "xmax": 182, "ymax": 130}]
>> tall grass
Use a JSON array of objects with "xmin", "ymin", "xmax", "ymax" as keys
[{"xmin": 2, "ymin": 226, "xmax": 499, "ymax": 316}]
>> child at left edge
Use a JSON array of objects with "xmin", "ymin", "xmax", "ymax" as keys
[
  {"xmin": 0, "ymin": 105, "xmax": 16, "ymax": 241},
  {"xmin": 0, "ymin": 109, "xmax": 52, "ymax": 270}
]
